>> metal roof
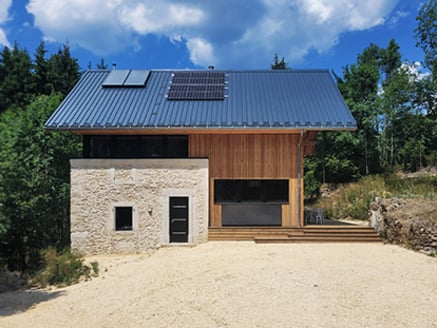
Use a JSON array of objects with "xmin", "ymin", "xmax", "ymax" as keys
[{"xmin": 45, "ymin": 69, "xmax": 356, "ymax": 131}]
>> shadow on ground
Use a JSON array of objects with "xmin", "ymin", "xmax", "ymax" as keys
[{"xmin": 0, "ymin": 289, "xmax": 64, "ymax": 316}]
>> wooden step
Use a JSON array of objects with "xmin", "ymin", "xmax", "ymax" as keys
[
  {"xmin": 255, "ymin": 236, "xmax": 381, "ymax": 243},
  {"xmin": 208, "ymin": 226, "xmax": 382, "ymax": 243}
]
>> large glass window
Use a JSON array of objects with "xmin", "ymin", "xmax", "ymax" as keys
[
  {"xmin": 83, "ymin": 135, "xmax": 188, "ymax": 158},
  {"xmin": 214, "ymin": 180, "xmax": 289, "ymax": 203}
]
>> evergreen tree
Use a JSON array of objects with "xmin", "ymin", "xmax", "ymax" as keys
[
  {"xmin": 33, "ymin": 41, "xmax": 52, "ymax": 95},
  {"xmin": 97, "ymin": 58, "xmax": 108, "ymax": 70},
  {"xmin": 0, "ymin": 94, "xmax": 81, "ymax": 271},
  {"xmin": 0, "ymin": 43, "xmax": 34, "ymax": 112},
  {"xmin": 271, "ymin": 53, "xmax": 289, "ymax": 70},
  {"xmin": 48, "ymin": 44, "xmax": 80, "ymax": 97}
]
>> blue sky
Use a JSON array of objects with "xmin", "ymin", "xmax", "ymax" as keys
[{"xmin": 0, "ymin": 0, "xmax": 429, "ymax": 75}]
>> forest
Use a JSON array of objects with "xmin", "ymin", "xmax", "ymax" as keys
[{"xmin": 0, "ymin": 1, "xmax": 436, "ymax": 272}]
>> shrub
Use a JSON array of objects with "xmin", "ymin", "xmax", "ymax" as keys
[
  {"xmin": 314, "ymin": 174, "xmax": 437, "ymax": 220},
  {"xmin": 32, "ymin": 247, "xmax": 98, "ymax": 288}
]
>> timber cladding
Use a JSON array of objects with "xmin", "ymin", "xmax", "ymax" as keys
[
  {"xmin": 189, "ymin": 134, "xmax": 299, "ymax": 178},
  {"xmin": 189, "ymin": 134, "xmax": 304, "ymax": 227}
]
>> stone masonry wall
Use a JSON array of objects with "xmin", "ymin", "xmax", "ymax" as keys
[
  {"xmin": 369, "ymin": 198, "xmax": 437, "ymax": 255},
  {"xmin": 70, "ymin": 159, "xmax": 209, "ymax": 255}
]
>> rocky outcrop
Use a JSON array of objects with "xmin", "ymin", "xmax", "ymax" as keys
[{"xmin": 369, "ymin": 198, "xmax": 437, "ymax": 255}]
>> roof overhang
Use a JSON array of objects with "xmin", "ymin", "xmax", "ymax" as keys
[{"xmin": 45, "ymin": 126, "xmax": 356, "ymax": 135}]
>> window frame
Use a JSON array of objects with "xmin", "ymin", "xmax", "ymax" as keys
[{"xmin": 113, "ymin": 204, "xmax": 137, "ymax": 232}]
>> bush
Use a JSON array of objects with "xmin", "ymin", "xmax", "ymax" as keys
[
  {"xmin": 315, "ymin": 173, "xmax": 437, "ymax": 220},
  {"xmin": 32, "ymin": 247, "xmax": 98, "ymax": 288}
]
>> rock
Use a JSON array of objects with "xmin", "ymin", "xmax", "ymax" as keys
[
  {"xmin": 368, "ymin": 198, "xmax": 437, "ymax": 254},
  {"xmin": 0, "ymin": 271, "xmax": 22, "ymax": 292}
]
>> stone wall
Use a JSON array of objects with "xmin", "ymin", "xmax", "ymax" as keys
[
  {"xmin": 369, "ymin": 198, "xmax": 437, "ymax": 255},
  {"xmin": 70, "ymin": 159, "xmax": 209, "ymax": 255}
]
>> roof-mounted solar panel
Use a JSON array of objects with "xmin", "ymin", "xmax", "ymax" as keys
[
  {"xmin": 102, "ymin": 70, "xmax": 150, "ymax": 88},
  {"xmin": 167, "ymin": 71, "xmax": 226, "ymax": 100},
  {"xmin": 124, "ymin": 70, "xmax": 151, "ymax": 87},
  {"xmin": 102, "ymin": 70, "xmax": 130, "ymax": 87}
]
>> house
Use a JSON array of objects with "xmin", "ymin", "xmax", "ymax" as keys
[{"xmin": 45, "ymin": 69, "xmax": 357, "ymax": 254}]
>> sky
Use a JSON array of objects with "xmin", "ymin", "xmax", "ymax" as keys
[{"xmin": 0, "ymin": 0, "xmax": 429, "ymax": 75}]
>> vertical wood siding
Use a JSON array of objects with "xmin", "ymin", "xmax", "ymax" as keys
[{"xmin": 189, "ymin": 134, "xmax": 304, "ymax": 227}]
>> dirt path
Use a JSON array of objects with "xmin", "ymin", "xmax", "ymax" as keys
[{"xmin": 1, "ymin": 242, "xmax": 436, "ymax": 328}]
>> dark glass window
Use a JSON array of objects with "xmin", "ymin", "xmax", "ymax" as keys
[
  {"xmin": 88, "ymin": 136, "xmax": 112, "ymax": 158},
  {"xmin": 214, "ymin": 180, "xmax": 289, "ymax": 203},
  {"xmin": 115, "ymin": 136, "xmax": 140, "ymax": 158},
  {"xmin": 115, "ymin": 207, "xmax": 133, "ymax": 231},
  {"xmin": 83, "ymin": 135, "xmax": 188, "ymax": 158}
]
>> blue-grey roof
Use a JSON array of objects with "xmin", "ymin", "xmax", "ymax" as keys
[{"xmin": 45, "ymin": 69, "xmax": 356, "ymax": 131}]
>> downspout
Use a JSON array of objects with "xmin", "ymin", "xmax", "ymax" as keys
[{"xmin": 297, "ymin": 129, "xmax": 304, "ymax": 228}]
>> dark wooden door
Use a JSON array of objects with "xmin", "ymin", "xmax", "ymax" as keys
[{"xmin": 169, "ymin": 197, "xmax": 189, "ymax": 243}]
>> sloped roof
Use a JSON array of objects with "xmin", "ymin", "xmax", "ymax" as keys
[{"xmin": 45, "ymin": 69, "xmax": 356, "ymax": 131}]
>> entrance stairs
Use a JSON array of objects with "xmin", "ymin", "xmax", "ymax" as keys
[{"xmin": 208, "ymin": 226, "xmax": 381, "ymax": 243}]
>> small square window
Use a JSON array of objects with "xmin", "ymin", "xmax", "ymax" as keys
[{"xmin": 115, "ymin": 207, "xmax": 133, "ymax": 231}]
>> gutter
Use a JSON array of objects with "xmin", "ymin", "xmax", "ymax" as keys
[{"xmin": 297, "ymin": 129, "xmax": 304, "ymax": 228}]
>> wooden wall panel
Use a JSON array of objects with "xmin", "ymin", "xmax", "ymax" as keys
[
  {"xmin": 190, "ymin": 133, "xmax": 307, "ymax": 228},
  {"xmin": 190, "ymin": 134, "xmax": 299, "ymax": 179}
]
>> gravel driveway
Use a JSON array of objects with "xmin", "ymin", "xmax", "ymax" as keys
[{"xmin": 1, "ymin": 242, "xmax": 436, "ymax": 328}]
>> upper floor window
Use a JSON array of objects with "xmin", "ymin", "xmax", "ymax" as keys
[{"xmin": 83, "ymin": 135, "xmax": 188, "ymax": 159}]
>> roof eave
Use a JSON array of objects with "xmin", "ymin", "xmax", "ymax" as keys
[{"xmin": 44, "ymin": 125, "xmax": 357, "ymax": 134}]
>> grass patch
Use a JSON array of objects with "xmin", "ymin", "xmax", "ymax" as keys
[
  {"xmin": 315, "ymin": 174, "xmax": 437, "ymax": 220},
  {"xmin": 32, "ymin": 247, "xmax": 98, "ymax": 288}
]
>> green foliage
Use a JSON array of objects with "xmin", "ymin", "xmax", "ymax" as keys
[
  {"xmin": 304, "ymin": 156, "xmax": 322, "ymax": 199},
  {"xmin": 0, "ymin": 42, "xmax": 82, "ymax": 272},
  {"xmin": 384, "ymin": 175, "xmax": 437, "ymax": 199},
  {"xmin": 414, "ymin": 0, "xmax": 437, "ymax": 77},
  {"xmin": 0, "ymin": 42, "xmax": 80, "ymax": 114},
  {"xmin": 271, "ymin": 53, "xmax": 289, "ymax": 70},
  {"xmin": 0, "ymin": 43, "xmax": 34, "ymax": 112},
  {"xmin": 0, "ymin": 94, "xmax": 81, "ymax": 271},
  {"xmin": 47, "ymin": 44, "xmax": 81, "ymax": 96},
  {"xmin": 316, "ymin": 175, "xmax": 437, "ymax": 220},
  {"xmin": 33, "ymin": 248, "xmax": 98, "ymax": 288}
]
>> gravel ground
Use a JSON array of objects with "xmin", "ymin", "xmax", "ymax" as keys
[{"xmin": 0, "ymin": 242, "xmax": 436, "ymax": 328}]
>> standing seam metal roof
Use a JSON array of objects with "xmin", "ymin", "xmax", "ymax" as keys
[{"xmin": 45, "ymin": 69, "xmax": 356, "ymax": 131}]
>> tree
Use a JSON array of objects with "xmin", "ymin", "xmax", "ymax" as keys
[
  {"xmin": 0, "ymin": 94, "xmax": 81, "ymax": 271},
  {"xmin": 0, "ymin": 43, "xmax": 34, "ymax": 112},
  {"xmin": 47, "ymin": 44, "xmax": 80, "ymax": 97},
  {"xmin": 271, "ymin": 53, "xmax": 289, "ymax": 70},
  {"xmin": 97, "ymin": 58, "xmax": 108, "ymax": 70},
  {"xmin": 33, "ymin": 41, "xmax": 52, "ymax": 95},
  {"xmin": 380, "ymin": 39, "xmax": 402, "ymax": 82},
  {"xmin": 335, "ymin": 44, "xmax": 382, "ymax": 176},
  {"xmin": 414, "ymin": 0, "xmax": 437, "ymax": 77}
]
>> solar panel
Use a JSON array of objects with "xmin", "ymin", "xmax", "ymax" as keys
[
  {"xmin": 168, "ymin": 71, "xmax": 226, "ymax": 100},
  {"xmin": 124, "ymin": 70, "xmax": 151, "ymax": 86},
  {"xmin": 102, "ymin": 70, "xmax": 130, "ymax": 87},
  {"xmin": 102, "ymin": 70, "xmax": 150, "ymax": 88}
]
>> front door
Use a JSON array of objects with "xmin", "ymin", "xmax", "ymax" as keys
[{"xmin": 169, "ymin": 197, "xmax": 189, "ymax": 243}]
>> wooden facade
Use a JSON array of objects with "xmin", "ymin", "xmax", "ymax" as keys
[{"xmin": 189, "ymin": 132, "xmax": 317, "ymax": 228}]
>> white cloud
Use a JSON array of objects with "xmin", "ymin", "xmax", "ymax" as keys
[
  {"xmin": 26, "ymin": 0, "xmax": 134, "ymax": 56},
  {"xmin": 401, "ymin": 61, "xmax": 430, "ymax": 81},
  {"xmin": 387, "ymin": 10, "xmax": 409, "ymax": 27},
  {"xmin": 117, "ymin": 2, "xmax": 205, "ymax": 34},
  {"xmin": 186, "ymin": 38, "xmax": 216, "ymax": 67},
  {"xmin": 0, "ymin": 0, "xmax": 12, "ymax": 47},
  {"xmin": 26, "ymin": 0, "xmax": 401, "ymax": 67}
]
